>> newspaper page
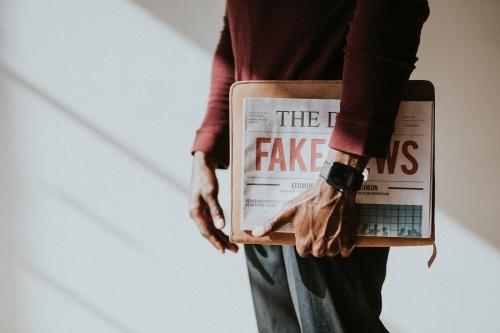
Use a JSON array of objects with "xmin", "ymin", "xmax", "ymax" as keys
[{"xmin": 241, "ymin": 98, "xmax": 434, "ymax": 238}]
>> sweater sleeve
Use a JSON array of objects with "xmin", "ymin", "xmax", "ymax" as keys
[
  {"xmin": 191, "ymin": 13, "xmax": 235, "ymax": 168},
  {"xmin": 330, "ymin": 0, "xmax": 430, "ymax": 158}
]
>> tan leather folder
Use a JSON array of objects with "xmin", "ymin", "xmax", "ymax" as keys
[{"xmin": 229, "ymin": 80, "xmax": 435, "ymax": 248}]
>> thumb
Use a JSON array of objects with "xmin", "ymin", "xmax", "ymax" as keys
[
  {"xmin": 203, "ymin": 193, "xmax": 225, "ymax": 230},
  {"xmin": 252, "ymin": 205, "xmax": 296, "ymax": 237}
]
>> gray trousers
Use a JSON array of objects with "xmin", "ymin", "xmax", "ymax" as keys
[{"xmin": 245, "ymin": 245, "xmax": 389, "ymax": 333}]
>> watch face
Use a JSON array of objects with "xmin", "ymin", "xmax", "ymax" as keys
[
  {"xmin": 327, "ymin": 162, "xmax": 362, "ymax": 191},
  {"xmin": 329, "ymin": 162, "xmax": 349, "ymax": 189}
]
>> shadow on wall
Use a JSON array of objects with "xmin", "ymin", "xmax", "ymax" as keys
[
  {"xmin": 0, "ymin": 64, "xmax": 150, "ymax": 333},
  {"xmin": 0, "ymin": 34, "xmax": 21, "ymax": 332},
  {"xmin": 0, "ymin": 65, "xmax": 188, "ymax": 196},
  {"xmin": 133, "ymin": 0, "xmax": 500, "ymax": 252},
  {"xmin": 23, "ymin": 263, "xmax": 139, "ymax": 333},
  {"xmin": 133, "ymin": 0, "xmax": 225, "ymax": 53}
]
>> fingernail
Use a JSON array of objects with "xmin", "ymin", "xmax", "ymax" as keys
[
  {"xmin": 214, "ymin": 218, "xmax": 224, "ymax": 229},
  {"xmin": 252, "ymin": 226, "xmax": 265, "ymax": 237},
  {"xmin": 341, "ymin": 249, "xmax": 351, "ymax": 258}
]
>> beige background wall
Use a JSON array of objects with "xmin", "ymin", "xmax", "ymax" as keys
[{"xmin": 0, "ymin": 0, "xmax": 498, "ymax": 332}]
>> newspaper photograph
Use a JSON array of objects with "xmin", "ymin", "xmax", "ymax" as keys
[{"xmin": 241, "ymin": 98, "xmax": 434, "ymax": 238}]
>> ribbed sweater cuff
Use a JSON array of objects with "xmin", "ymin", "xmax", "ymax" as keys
[
  {"xmin": 329, "ymin": 119, "xmax": 393, "ymax": 158},
  {"xmin": 191, "ymin": 130, "xmax": 229, "ymax": 169}
]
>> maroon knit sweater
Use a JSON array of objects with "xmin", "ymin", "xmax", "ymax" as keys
[{"xmin": 192, "ymin": 0, "xmax": 429, "ymax": 168}]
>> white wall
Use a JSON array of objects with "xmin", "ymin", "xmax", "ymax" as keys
[
  {"xmin": 382, "ymin": 1, "xmax": 500, "ymax": 331},
  {"xmin": 0, "ymin": 0, "xmax": 498, "ymax": 332}
]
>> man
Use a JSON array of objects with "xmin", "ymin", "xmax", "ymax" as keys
[{"xmin": 189, "ymin": 1, "xmax": 429, "ymax": 332}]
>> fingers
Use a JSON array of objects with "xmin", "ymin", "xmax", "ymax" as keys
[
  {"xmin": 190, "ymin": 205, "xmax": 224, "ymax": 253},
  {"xmin": 201, "ymin": 190, "xmax": 225, "ymax": 230},
  {"xmin": 339, "ymin": 204, "xmax": 357, "ymax": 258},
  {"xmin": 212, "ymin": 227, "xmax": 239, "ymax": 253},
  {"xmin": 311, "ymin": 239, "xmax": 326, "ymax": 257},
  {"xmin": 251, "ymin": 205, "xmax": 296, "ymax": 237},
  {"xmin": 296, "ymin": 236, "xmax": 313, "ymax": 257},
  {"xmin": 295, "ymin": 239, "xmax": 347, "ymax": 258},
  {"xmin": 189, "ymin": 198, "xmax": 238, "ymax": 254},
  {"xmin": 340, "ymin": 244, "xmax": 355, "ymax": 258},
  {"xmin": 326, "ymin": 239, "xmax": 340, "ymax": 257},
  {"xmin": 339, "ymin": 228, "xmax": 356, "ymax": 258}
]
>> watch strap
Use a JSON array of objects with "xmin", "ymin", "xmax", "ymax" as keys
[{"xmin": 320, "ymin": 161, "xmax": 332, "ymax": 180}]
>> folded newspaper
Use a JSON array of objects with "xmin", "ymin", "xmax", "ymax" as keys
[{"xmin": 241, "ymin": 97, "xmax": 434, "ymax": 238}]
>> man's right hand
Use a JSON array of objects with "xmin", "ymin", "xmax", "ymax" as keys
[{"xmin": 189, "ymin": 151, "xmax": 238, "ymax": 254}]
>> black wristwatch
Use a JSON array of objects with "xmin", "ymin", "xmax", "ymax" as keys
[{"xmin": 319, "ymin": 161, "xmax": 364, "ymax": 192}]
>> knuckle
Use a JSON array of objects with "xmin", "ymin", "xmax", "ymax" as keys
[
  {"xmin": 312, "ymin": 250, "xmax": 324, "ymax": 258},
  {"xmin": 325, "ymin": 242, "xmax": 338, "ymax": 255},
  {"xmin": 189, "ymin": 206, "xmax": 201, "ymax": 219},
  {"xmin": 296, "ymin": 241, "xmax": 310, "ymax": 257},
  {"xmin": 341, "ymin": 244, "xmax": 355, "ymax": 256},
  {"xmin": 210, "ymin": 205, "xmax": 222, "ymax": 215},
  {"xmin": 326, "ymin": 241, "xmax": 338, "ymax": 251},
  {"xmin": 297, "ymin": 237, "xmax": 310, "ymax": 249},
  {"xmin": 312, "ymin": 242, "xmax": 326, "ymax": 257},
  {"xmin": 198, "ymin": 228, "xmax": 210, "ymax": 238},
  {"xmin": 201, "ymin": 185, "xmax": 216, "ymax": 198},
  {"xmin": 189, "ymin": 191, "xmax": 202, "ymax": 203},
  {"xmin": 340, "ymin": 250, "xmax": 351, "ymax": 258},
  {"xmin": 328, "ymin": 247, "xmax": 340, "ymax": 257},
  {"xmin": 190, "ymin": 190, "xmax": 202, "ymax": 198},
  {"xmin": 297, "ymin": 248, "xmax": 309, "ymax": 258}
]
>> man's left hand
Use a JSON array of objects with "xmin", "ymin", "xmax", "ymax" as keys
[{"xmin": 251, "ymin": 149, "xmax": 368, "ymax": 258}]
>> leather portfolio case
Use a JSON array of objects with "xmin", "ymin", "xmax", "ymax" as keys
[{"xmin": 229, "ymin": 80, "xmax": 435, "ymax": 249}]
